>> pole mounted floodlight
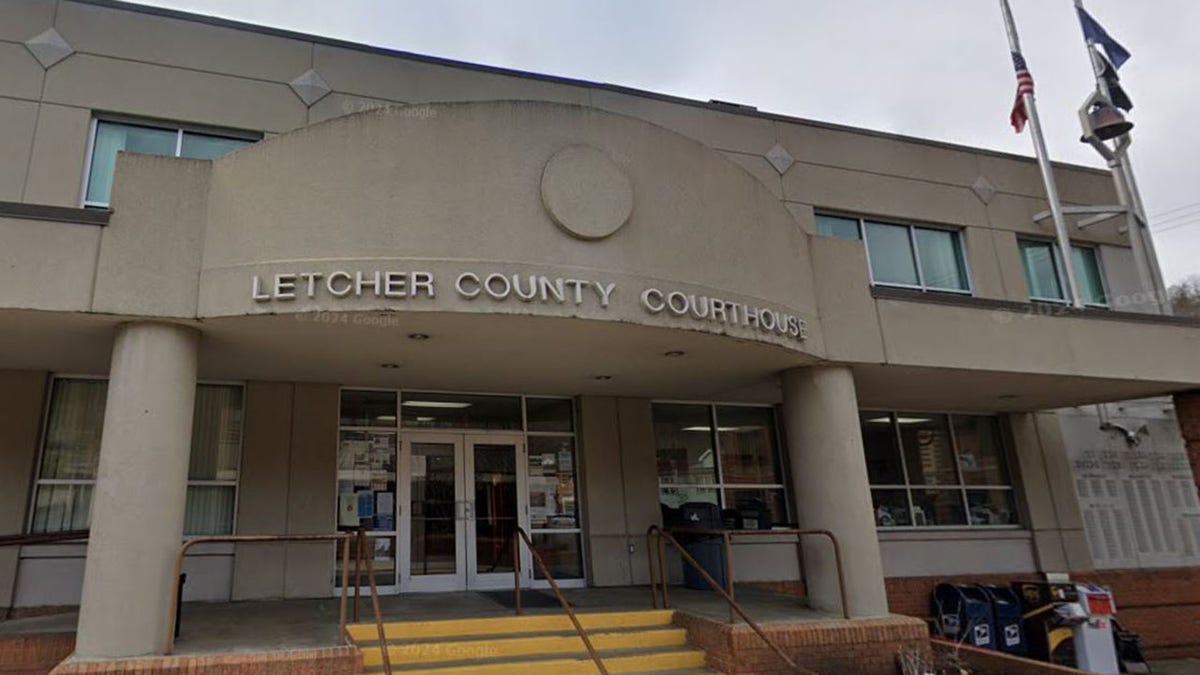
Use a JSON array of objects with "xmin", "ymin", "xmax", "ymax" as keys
[{"xmin": 1079, "ymin": 91, "xmax": 1133, "ymax": 144}]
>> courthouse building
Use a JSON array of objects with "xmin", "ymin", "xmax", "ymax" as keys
[{"xmin": 2, "ymin": 0, "xmax": 1200, "ymax": 670}]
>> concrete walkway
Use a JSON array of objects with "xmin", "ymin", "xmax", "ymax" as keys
[{"xmin": 0, "ymin": 585, "xmax": 832, "ymax": 656}]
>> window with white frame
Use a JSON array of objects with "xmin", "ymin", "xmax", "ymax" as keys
[
  {"xmin": 1017, "ymin": 238, "xmax": 1108, "ymax": 307},
  {"xmin": 653, "ymin": 403, "xmax": 788, "ymax": 527},
  {"xmin": 861, "ymin": 411, "xmax": 1018, "ymax": 528},
  {"xmin": 29, "ymin": 378, "xmax": 244, "ymax": 535},
  {"xmin": 83, "ymin": 119, "xmax": 257, "ymax": 208},
  {"xmin": 815, "ymin": 214, "xmax": 972, "ymax": 293}
]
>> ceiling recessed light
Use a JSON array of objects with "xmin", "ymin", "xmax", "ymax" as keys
[
  {"xmin": 664, "ymin": 350, "xmax": 686, "ymax": 357},
  {"xmin": 408, "ymin": 333, "xmax": 430, "ymax": 340},
  {"xmin": 380, "ymin": 363, "xmax": 401, "ymax": 369},
  {"xmin": 402, "ymin": 400, "xmax": 472, "ymax": 409},
  {"xmin": 593, "ymin": 375, "xmax": 613, "ymax": 381}
]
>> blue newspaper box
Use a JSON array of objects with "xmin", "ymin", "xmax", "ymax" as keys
[
  {"xmin": 976, "ymin": 584, "xmax": 1026, "ymax": 655},
  {"xmin": 934, "ymin": 583, "xmax": 996, "ymax": 649}
]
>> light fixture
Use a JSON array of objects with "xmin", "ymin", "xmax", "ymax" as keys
[
  {"xmin": 866, "ymin": 416, "xmax": 931, "ymax": 425},
  {"xmin": 664, "ymin": 350, "xmax": 686, "ymax": 357},
  {"xmin": 415, "ymin": 416, "xmax": 436, "ymax": 422},
  {"xmin": 380, "ymin": 363, "xmax": 401, "ymax": 369},
  {"xmin": 402, "ymin": 400, "xmax": 471, "ymax": 409},
  {"xmin": 408, "ymin": 333, "xmax": 430, "ymax": 341},
  {"xmin": 593, "ymin": 375, "xmax": 613, "ymax": 381}
]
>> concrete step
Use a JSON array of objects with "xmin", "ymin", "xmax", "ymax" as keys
[
  {"xmin": 360, "ymin": 627, "xmax": 688, "ymax": 666},
  {"xmin": 346, "ymin": 609, "xmax": 675, "ymax": 642},
  {"xmin": 359, "ymin": 645, "xmax": 709, "ymax": 674}
]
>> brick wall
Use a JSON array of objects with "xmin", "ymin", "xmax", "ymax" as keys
[
  {"xmin": 1174, "ymin": 391, "xmax": 1200, "ymax": 491},
  {"xmin": 930, "ymin": 639, "xmax": 1088, "ymax": 674},
  {"xmin": 48, "ymin": 646, "xmax": 361, "ymax": 674},
  {"xmin": 673, "ymin": 611, "xmax": 928, "ymax": 675},
  {"xmin": 886, "ymin": 567, "xmax": 1200, "ymax": 659},
  {"xmin": 0, "ymin": 633, "xmax": 74, "ymax": 673}
]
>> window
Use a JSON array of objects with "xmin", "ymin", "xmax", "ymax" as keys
[
  {"xmin": 525, "ymin": 398, "xmax": 583, "ymax": 580},
  {"xmin": 83, "ymin": 119, "xmax": 256, "ymax": 208},
  {"xmin": 30, "ymin": 378, "xmax": 244, "ymax": 535},
  {"xmin": 1018, "ymin": 239, "xmax": 1108, "ymax": 307},
  {"xmin": 654, "ymin": 403, "xmax": 788, "ymax": 528},
  {"xmin": 815, "ymin": 214, "xmax": 970, "ymax": 293},
  {"xmin": 860, "ymin": 412, "xmax": 1017, "ymax": 528}
]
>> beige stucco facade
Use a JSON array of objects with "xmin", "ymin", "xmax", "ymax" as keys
[{"xmin": 2, "ymin": 0, "xmax": 1200, "ymax": 662}]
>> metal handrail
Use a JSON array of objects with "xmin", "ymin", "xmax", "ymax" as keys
[
  {"xmin": 661, "ymin": 527, "xmax": 851, "ymax": 621},
  {"xmin": 512, "ymin": 526, "xmax": 608, "ymax": 674},
  {"xmin": 163, "ymin": 530, "xmax": 392, "ymax": 675},
  {"xmin": 646, "ymin": 525, "xmax": 805, "ymax": 673},
  {"xmin": 355, "ymin": 529, "xmax": 393, "ymax": 675}
]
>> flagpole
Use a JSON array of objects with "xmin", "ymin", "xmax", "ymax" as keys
[
  {"xmin": 999, "ymin": 0, "xmax": 1083, "ymax": 308},
  {"xmin": 1074, "ymin": 0, "xmax": 1169, "ymax": 312}
]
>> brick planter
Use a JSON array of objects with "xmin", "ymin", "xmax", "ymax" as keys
[{"xmin": 673, "ymin": 612, "xmax": 928, "ymax": 675}]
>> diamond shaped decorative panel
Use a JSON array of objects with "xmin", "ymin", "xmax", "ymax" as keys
[
  {"xmin": 765, "ymin": 143, "xmax": 795, "ymax": 175},
  {"xmin": 971, "ymin": 175, "xmax": 997, "ymax": 204},
  {"xmin": 289, "ymin": 69, "xmax": 331, "ymax": 106},
  {"xmin": 24, "ymin": 28, "xmax": 73, "ymax": 69}
]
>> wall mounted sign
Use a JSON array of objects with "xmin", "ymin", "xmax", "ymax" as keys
[{"xmin": 251, "ymin": 270, "xmax": 807, "ymax": 342}]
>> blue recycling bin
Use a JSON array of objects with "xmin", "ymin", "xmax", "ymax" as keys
[
  {"xmin": 934, "ymin": 583, "xmax": 996, "ymax": 649},
  {"xmin": 976, "ymin": 584, "xmax": 1026, "ymax": 655},
  {"xmin": 677, "ymin": 502, "xmax": 727, "ymax": 591}
]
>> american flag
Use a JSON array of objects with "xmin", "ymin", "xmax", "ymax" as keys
[{"xmin": 1010, "ymin": 51, "xmax": 1035, "ymax": 133}]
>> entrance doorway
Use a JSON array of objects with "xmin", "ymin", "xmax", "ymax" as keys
[
  {"xmin": 399, "ymin": 433, "xmax": 526, "ymax": 591},
  {"xmin": 336, "ymin": 389, "xmax": 586, "ymax": 595}
]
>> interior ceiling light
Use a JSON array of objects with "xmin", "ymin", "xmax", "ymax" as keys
[
  {"xmin": 664, "ymin": 350, "xmax": 686, "ymax": 357},
  {"xmin": 402, "ymin": 400, "xmax": 471, "ymax": 409},
  {"xmin": 408, "ymin": 333, "xmax": 430, "ymax": 340}
]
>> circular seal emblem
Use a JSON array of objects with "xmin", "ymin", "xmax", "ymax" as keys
[{"xmin": 540, "ymin": 145, "xmax": 633, "ymax": 240}]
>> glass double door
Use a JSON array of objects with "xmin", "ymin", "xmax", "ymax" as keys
[{"xmin": 400, "ymin": 433, "xmax": 527, "ymax": 592}]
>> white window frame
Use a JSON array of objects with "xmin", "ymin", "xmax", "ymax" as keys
[
  {"xmin": 653, "ymin": 401, "xmax": 791, "ymax": 523},
  {"xmin": 863, "ymin": 410, "xmax": 1019, "ymax": 531},
  {"xmin": 27, "ymin": 375, "xmax": 246, "ymax": 536},
  {"xmin": 1017, "ymin": 237, "xmax": 1110, "ymax": 308},
  {"xmin": 80, "ymin": 115, "xmax": 260, "ymax": 209},
  {"xmin": 815, "ymin": 212, "xmax": 975, "ymax": 296}
]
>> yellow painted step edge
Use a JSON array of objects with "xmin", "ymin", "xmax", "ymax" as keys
[
  {"xmin": 383, "ymin": 648, "xmax": 707, "ymax": 675},
  {"xmin": 347, "ymin": 609, "xmax": 674, "ymax": 641},
  {"xmin": 362, "ymin": 628, "xmax": 687, "ymax": 666}
]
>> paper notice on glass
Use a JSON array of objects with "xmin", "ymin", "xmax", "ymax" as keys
[
  {"xmin": 356, "ymin": 490, "xmax": 375, "ymax": 518},
  {"xmin": 338, "ymin": 493, "xmax": 359, "ymax": 527},
  {"xmin": 376, "ymin": 491, "xmax": 395, "ymax": 516},
  {"xmin": 558, "ymin": 451, "xmax": 573, "ymax": 471},
  {"xmin": 411, "ymin": 454, "xmax": 427, "ymax": 478}
]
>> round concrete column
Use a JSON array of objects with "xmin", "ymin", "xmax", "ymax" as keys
[
  {"xmin": 75, "ymin": 322, "xmax": 199, "ymax": 658},
  {"xmin": 781, "ymin": 366, "xmax": 888, "ymax": 618}
]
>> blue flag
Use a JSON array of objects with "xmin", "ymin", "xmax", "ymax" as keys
[{"xmin": 1077, "ymin": 7, "xmax": 1131, "ymax": 69}]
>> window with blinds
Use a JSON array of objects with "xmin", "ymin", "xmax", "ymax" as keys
[{"xmin": 29, "ymin": 378, "xmax": 244, "ymax": 535}]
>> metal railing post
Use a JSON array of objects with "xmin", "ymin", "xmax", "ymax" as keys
[
  {"xmin": 361, "ymin": 530, "xmax": 393, "ymax": 675},
  {"xmin": 514, "ymin": 527, "xmax": 607, "ymax": 674}
]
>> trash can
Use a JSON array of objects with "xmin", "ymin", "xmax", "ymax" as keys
[
  {"xmin": 934, "ymin": 583, "xmax": 996, "ymax": 648},
  {"xmin": 977, "ymin": 584, "xmax": 1026, "ymax": 655},
  {"xmin": 677, "ymin": 502, "xmax": 726, "ymax": 591}
]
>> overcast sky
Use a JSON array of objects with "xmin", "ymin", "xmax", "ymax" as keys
[{"xmin": 135, "ymin": 0, "xmax": 1200, "ymax": 285}]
